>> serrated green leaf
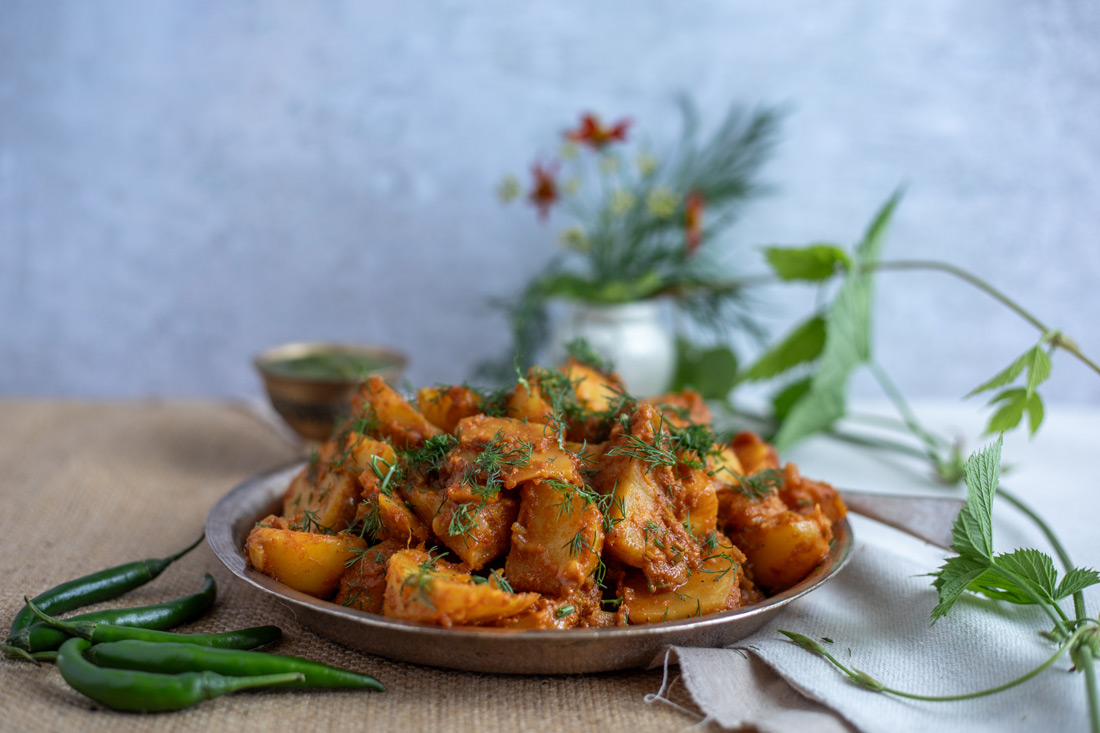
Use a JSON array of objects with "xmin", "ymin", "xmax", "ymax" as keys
[
  {"xmin": 1024, "ymin": 347, "xmax": 1051, "ymax": 398},
  {"xmin": 1026, "ymin": 392, "xmax": 1044, "ymax": 436},
  {"xmin": 956, "ymin": 436, "xmax": 1001, "ymax": 561},
  {"xmin": 966, "ymin": 344, "xmax": 1051, "ymax": 399},
  {"xmin": 966, "ymin": 353, "xmax": 1029, "ymax": 398},
  {"xmin": 990, "ymin": 548, "xmax": 1058, "ymax": 605},
  {"xmin": 763, "ymin": 245, "xmax": 851, "ymax": 281},
  {"xmin": 930, "ymin": 555, "xmax": 988, "ymax": 624},
  {"xmin": 985, "ymin": 388, "xmax": 1027, "ymax": 434},
  {"xmin": 1055, "ymin": 567, "xmax": 1100, "ymax": 600},
  {"xmin": 967, "ymin": 569, "xmax": 1036, "ymax": 605},
  {"xmin": 772, "ymin": 377, "xmax": 813, "ymax": 421},
  {"xmin": 740, "ymin": 316, "xmax": 827, "ymax": 382}
]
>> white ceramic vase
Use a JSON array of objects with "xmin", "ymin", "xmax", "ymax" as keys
[{"xmin": 549, "ymin": 300, "xmax": 676, "ymax": 397}]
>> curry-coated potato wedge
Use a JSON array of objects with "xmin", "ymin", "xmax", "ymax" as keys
[
  {"xmin": 559, "ymin": 358, "xmax": 624, "ymax": 415},
  {"xmin": 644, "ymin": 389, "xmax": 711, "ymax": 427},
  {"xmin": 334, "ymin": 539, "xmax": 405, "ymax": 613},
  {"xmin": 621, "ymin": 539, "xmax": 746, "ymax": 623},
  {"xmin": 731, "ymin": 432, "xmax": 780, "ymax": 474},
  {"xmin": 357, "ymin": 489, "xmax": 431, "ymax": 546},
  {"xmin": 778, "ymin": 463, "xmax": 847, "ymax": 525},
  {"xmin": 505, "ymin": 480, "xmax": 605, "ymax": 595},
  {"xmin": 351, "ymin": 376, "xmax": 440, "ymax": 448},
  {"xmin": 454, "ymin": 415, "xmax": 582, "ymax": 489},
  {"xmin": 345, "ymin": 434, "xmax": 397, "ymax": 477},
  {"xmin": 383, "ymin": 549, "xmax": 538, "ymax": 627},
  {"xmin": 431, "ymin": 496, "xmax": 519, "ymax": 570},
  {"xmin": 674, "ymin": 465, "xmax": 719, "ymax": 541},
  {"xmin": 402, "ymin": 473, "xmax": 446, "ymax": 525},
  {"xmin": 246, "ymin": 517, "xmax": 367, "ymax": 598},
  {"xmin": 282, "ymin": 451, "xmax": 360, "ymax": 533},
  {"xmin": 731, "ymin": 506, "xmax": 832, "ymax": 592},
  {"xmin": 594, "ymin": 404, "xmax": 700, "ymax": 589},
  {"xmin": 417, "ymin": 385, "xmax": 483, "ymax": 433},
  {"xmin": 595, "ymin": 455, "xmax": 697, "ymax": 588},
  {"xmin": 505, "ymin": 380, "xmax": 555, "ymax": 424},
  {"xmin": 707, "ymin": 444, "xmax": 745, "ymax": 485}
]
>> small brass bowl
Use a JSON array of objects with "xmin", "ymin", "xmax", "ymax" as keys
[{"xmin": 255, "ymin": 342, "xmax": 408, "ymax": 441}]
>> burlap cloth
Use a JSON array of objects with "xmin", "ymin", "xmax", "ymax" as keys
[{"xmin": 0, "ymin": 400, "xmax": 769, "ymax": 732}]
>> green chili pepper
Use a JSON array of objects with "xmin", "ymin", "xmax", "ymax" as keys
[
  {"xmin": 86, "ymin": 640, "xmax": 385, "ymax": 691},
  {"xmin": 55, "ymin": 638, "xmax": 304, "ymax": 713},
  {"xmin": 3, "ymin": 573, "xmax": 217, "ymax": 656},
  {"xmin": 20, "ymin": 596, "xmax": 281, "ymax": 649},
  {"xmin": 8, "ymin": 534, "xmax": 204, "ymax": 636}
]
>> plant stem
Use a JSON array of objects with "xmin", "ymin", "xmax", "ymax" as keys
[
  {"xmin": 879, "ymin": 635, "xmax": 1073, "ymax": 702},
  {"xmin": 867, "ymin": 360, "xmax": 944, "ymax": 460},
  {"xmin": 1082, "ymin": 649, "xmax": 1100, "ymax": 733},
  {"xmin": 871, "ymin": 260, "xmax": 1100, "ymax": 379},
  {"xmin": 786, "ymin": 627, "xmax": 1080, "ymax": 702}
]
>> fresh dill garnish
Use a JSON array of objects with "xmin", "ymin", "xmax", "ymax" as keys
[
  {"xmin": 605, "ymin": 414, "xmax": 720, "ymax": 472},
  {"xmin": 446, "ymin": 502, "xmax": 479, "ymax": 538},
  {"xmin": 340, "ymin": 588, "xmax": 366, "ymax": 608},
  {"xmin": 489, "ymin": 569, "xmax": 513, "ymax": 593},
  {"xmin": 597, "ymin": 489, "xmax": 626, "ymax": 534},
  {"xmin": 565, "ymin": 529, "xmax": 590, "ymax": 558},
  {"xmin": 699, "ymin": 551, "xmax": 738, "ymax": 581},
  {"xmin": 290, "ymin": 509, "xmax": 336, "ymax": 535},
  {"xmin": 718, "ymin": 467, "xmax": 785, "ymax": 500},
  {"xmin": 401, "ymin": 433, "xmax": 459, "ymax": 474},
  {"xmin": 357, "ymin": 497, "xmax": 383, "ymax": 542},
  {"xmin": 401, "ymin": 547, "xmax": 445, "ymax": 610},
  {"xmin": 463, "ymin": 430, "xmax": 533, "ymax": 495}
]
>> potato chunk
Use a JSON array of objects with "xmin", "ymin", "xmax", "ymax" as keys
[
  {"xmin": 505, "ymin": 480, "xmax": 604, "ymax": 595},
  {"xmin": 281, "ymin": 445, "xmax": 361, "ymax": 532},
  {"xmin": 431, "ymin": 496, "xmax": 518, "ymax": 570},
  {"xmin": 621, "ymin": 538, "xmax": 746, "ymax": 623},
  {"xmin": 593, "ymin": 407, "xmax": 700, "ymax": 589},
  {"xmin": 351, "ymin": 376, "xmax": 440, "ymax": 448},
  {"xmin": 453, "ymin": 415, "xmax": 582, "ymax": 489},
  {"xmin": 731, "ymin": 432, "xmax": 779, "ymax": 474},
  {"xmin": 417, "ymin": 385, "xmax": 484, "ymax": 433},
  {"xmin": 245, "ymin": 517, "xmax": 367, "ymax": 598},
  {"xmin": 382, "ymin": 549, "xmax": 538, "ymax": 627},
  {"xmin": 778, "ymin": 463, "xmax": 847, "ymax": 525},
  {"xmin": 334, "ymin": 539, "xmax": 405, "ymax": 613},
  {"xmin": 721, "ymin": 483, "xmax": 832, "ymax": 592}
]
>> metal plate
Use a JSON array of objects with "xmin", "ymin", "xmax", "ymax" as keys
[{"xmin": 206, "ymin": 463, "xmax": 854, "ymax": 675}]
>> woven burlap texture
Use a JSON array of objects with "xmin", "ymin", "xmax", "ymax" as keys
[{"xmin": 0, "ymin": 402, "xmax": 698, "ymax": 732}]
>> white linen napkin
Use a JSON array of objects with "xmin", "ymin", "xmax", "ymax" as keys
[{"xmin": 661, "ymin": 515, "xmax": 1087, "ymax": 731}]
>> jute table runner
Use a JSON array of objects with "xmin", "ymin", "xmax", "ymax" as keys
[{"xmin": 0, "ymin": 401, "xmax": 704, "ymax": 732}]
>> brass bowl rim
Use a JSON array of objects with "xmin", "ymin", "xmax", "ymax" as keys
[{"xmin": 254, "ymin": 341, "xmax": 408, "ymax": 386}]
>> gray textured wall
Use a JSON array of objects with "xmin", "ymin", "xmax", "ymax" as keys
[{"xmin": 2, "ymin": 1, "xmax": 1098, "ymax": 403}]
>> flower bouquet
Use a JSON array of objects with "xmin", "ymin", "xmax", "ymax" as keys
[{"xmin": 491, "ymin": 98, "xmax": 784, "ymax": 396}]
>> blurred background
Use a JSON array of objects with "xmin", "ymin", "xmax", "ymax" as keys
[{"xmin": 2, "ymin": 0, "xmax": 1098, "ymax": 403}]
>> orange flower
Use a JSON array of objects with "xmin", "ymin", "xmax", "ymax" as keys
[
  {"xmin": 528, "ymin": 162, "xmax": 560, "ymax": 219},
  {"xmin": 564, "ymin": 113, "xmax": 631, "ymax": 150},
  {"xmin": 685, "ymin": 191, "xmax": 704, "ymax": 255}
]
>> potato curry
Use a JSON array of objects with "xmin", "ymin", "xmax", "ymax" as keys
[{"xmin": 245, "ymin": 358, "xmax": 846, "ymax": 629}]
